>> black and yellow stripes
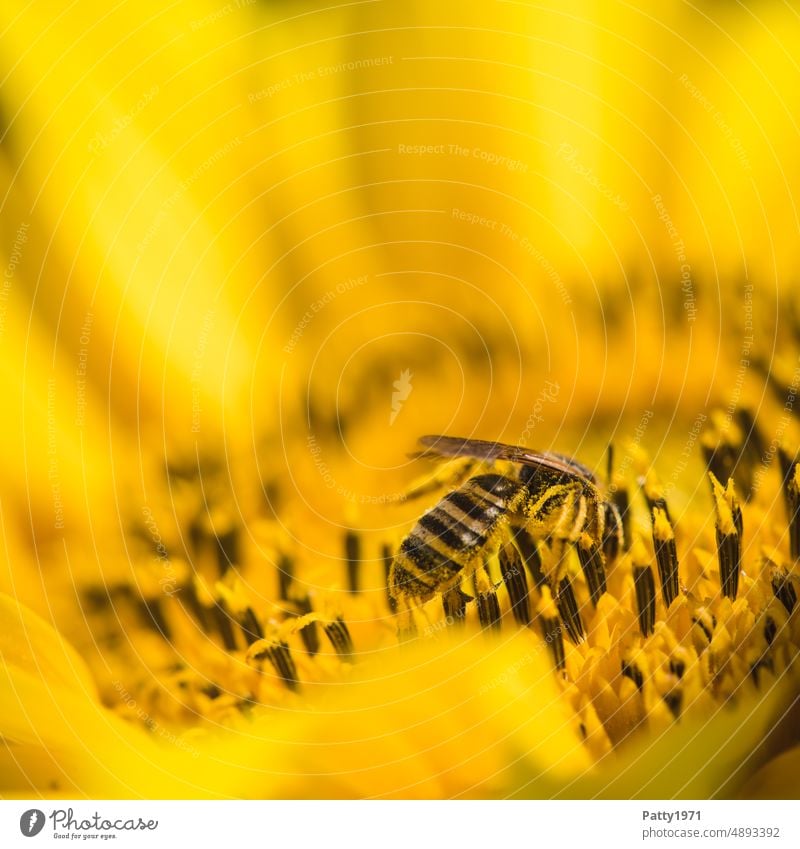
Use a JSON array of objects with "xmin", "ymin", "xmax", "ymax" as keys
[{"xmin": 391, "ymin": 473, "xmax": 527, "ymax": 604}]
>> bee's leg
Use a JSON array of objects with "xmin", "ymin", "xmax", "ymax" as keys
[
  {"xmin": 402, "ymin": 457, "xmax": 481, "ymax": 502},
  {"xmin": 393, "ymin": 599, "xmax": 418, "ymax": 642},
  {"xmin": 467, "ymin": 555, "xmax": 502, "ymax": 630}
]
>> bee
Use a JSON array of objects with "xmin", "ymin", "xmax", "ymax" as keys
[{"xmin": 389, "ymin": 436, "xmax": 624, "ymax": 625}]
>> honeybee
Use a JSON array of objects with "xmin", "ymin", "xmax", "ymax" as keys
[{"xmin": 389, "ymin": 436, "xmax": 624, "ymax": 624}]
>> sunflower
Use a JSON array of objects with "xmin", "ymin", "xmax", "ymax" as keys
[{"xmin": 1, "ymin": 0, "xmax": 799, "ymax": 800}]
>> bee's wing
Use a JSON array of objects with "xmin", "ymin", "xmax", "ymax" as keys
[{"xmin": 417, "ymin": 435, "xmax": 596, "ymax": 482}]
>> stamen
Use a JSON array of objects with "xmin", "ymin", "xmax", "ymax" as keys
[
  {"xmin": 669, "ymin": 658, "xmax": 685, "ymax": 679},
  {"xmin": 576, "ymin": 535, "xmax": 607, "ymax": 606},
  {"xmin": 345, "ymin": 531, "xmax": 360, "ymax": 594},
  {"xmin": 277, "ymin": 553, "xmax": 294, "ymax": 601},
  {"xmin": 620, "ymin": 660, "xmax": 643, "ymax": 691},
  {"xmin": 180, "ymin": 583, "xmax": 210, "ymax": 632},
  {"xmin": 663, "ymin": 690, "xmax": 682, "ymax": 718},
  {"xmin": 701, "ymin": 410, "xmax": 763, "ymax": 501},
  {"xmin": 215, "ymin": 527, "xmax": 240, "ymax": 573},
  {"xmin": 691, "ymin": 609, "xmax": 715, "ymax": 646},
  {"xmin": 239, "ymin": 607, "xmax": 264, "ymax": 645},
  {"xmin": 542, "ymin": 617, "xmax": 565, "ymax": 670},
  {"xmin": 476, "ymin": 590, "xmax": 502, "ymax": 630},
  {"xmin": 771, "ymin": 567, "xmax": 797, "ymax": 614},
  {"xmin": 651, "ymin": 507, "xmax": 680, "ymax": 608},
  {"xmin": 499, "ymin": 543, "xmax": 530, "ymax": 625},
  {"xmin": 764, "ymin": 616, "xmax": 777, "ymax": 646},
  {"xmin": 555, "ymin": 577, "xmax": 584, "ymax": 643},
  {"xmin": 251, "ymin": 641, "xmax": 298, "ymax": 691},
  {"xmin": 709, "ymin": 474, "xmax": 743, "ymax": 600},
  {"xmin": 611, "ymin": 489, "xmax": 631, "ymax": 551},
  {"xmin": 295, "ymin": 597, "xmax": 320, "ymax": 655},
  {"xmin": 641, "ymin": 472, "xmax": 673, "ymax": 524},
  {"xmin": 324, "ymin": 617, "xmax": 354, "ymax": 657},
  {"xmin": 138, "ymin": 597, "xmax": 171, "ymax": 640},
  {"xmin": 537, "ymin": 586, "xmax": 565, "ymax": 670},
  {"xmin": 602, "ymin": 501, "xmax": 624, "ymax": 562},
  {"xmin": 633, "ymin": 564, "xmax": 656, "ymax": 637},
  {"xmin": 381, "ymin": 544, "xmax": 397, "ymax": 613},
  {"xmin": 212, "ymin": 599, "xmax": 238, "ymax": 651},
  {"xmin": 512, "ymin": 527, "xmax": 546, "ymax": 587},
  {"xmin": 778, "ymin": 449, "xmax": 800, "ymax": 560}
]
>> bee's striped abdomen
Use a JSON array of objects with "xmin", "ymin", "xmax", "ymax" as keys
[{"xmin": 392, "ymin": 473, "xmax": 525, "ymax": 603}]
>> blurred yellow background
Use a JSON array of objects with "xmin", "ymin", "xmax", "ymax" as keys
[{"xmin": 1, "ymin": 0, "xmax": 798, "ymax": 598}]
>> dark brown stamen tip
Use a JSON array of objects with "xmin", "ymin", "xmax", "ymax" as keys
[
  {"xmin": 576, "ymin": 540, "xmax": 607, "ymax": 606},
  {"xmin": 442, "ymin": 587, "xmax": 470, "ymax": 623},
  {"xmin": 299, "ymin": 620, "xmax": 320, "ymax": 655},
  {"xmin": 555, "ymin": 577, "xmax": 584, "ymax": 644},
  {"xmin": 669, "ymin": 658, "xmax": 685, "ymax": 679},
  {"xmin": 602, "ymin": 501, "xmax": 624, "ymax": 561},
  {"xmin": 750, "ymin": 657, "xmax": 774, "ymax": 688},
  {"xmin": 651, "ymin": 507, "xmax": 680, "ymax": 608},
  {"xmin": 180, "ymin": 583, "xmax": 210, "ymax": 632},
  {"xmin": 499, "ymin": 543, "xmax": 530, "ymax": 625},
  {"xmin": 541, "ymin": 617, "xmax": 565, "ymax": 670},
  {"xmin": 345, "ymin": 531, "xmax": 360, "ymax": 594},
  {"xmin": 381, "ymin": 544, "xmax": 397, "ymax": 613},
  {"xmin": 764, "ymin": 616, "xmax": 777, "ymax": 646},
  {"xmin": 324, "ymin": 617, "xmax": 354, "ymax": 657},
  {"xmin": 663, "ymin": 690, "xmax": 682, "ymax": 718},
  {"xmin": 633, "ymin": 565, "xmax": 656, "ymax": 637},
  {"xmin": 771, "ymin": 568, "xmax": 797, "ymax": 614},
  {"xmin": 716, "ymin": 530, "xmax": 741, "ymax": 600},
  {"xmin": 215, "ymin": 527, "xmax": 240, "ymax": 574},
  {"xmin": 512, "ymin": 527, "xmax": 547, "ymax": 587},
  {"xmin": 621, "ymin": 659, "xmax": 643, "ymax": 691},
  {"xmin": 691, "ymin": 613, "xmax": 714, "ymax": 645},
  {"xmin": 778, "ymin": 449, "xmax": 800, "ymax": 561},
  {"xmin": 212, "ymin": 599, "xmax": 238, "ymax": 651},
  {"xmin": 137, "ymin": 597, "xmax": 171, "ymax": 640},
  {"xmin": 710, "ymin": 474, "xmax": 743, "ymax": 600},
  {"xmin": 253, "ymin": 641, "xmax": 298, "ymax": 691},
  {"xmin": 476, "ymin": 590, "xmax": 502, "ymax": 630},
  {"xmin": 611, "ymin": 487, "xmax": 632, "ymax": 552},
  {"xmin": 278, "ymin": 553, "xmax": 294, "ymax": 601},
  {"xmin": 239, "ymin": 606, "xmax": 264, "ymax": 645}
]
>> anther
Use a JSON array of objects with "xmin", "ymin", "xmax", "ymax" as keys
[
  {"xmin": 512, "ymin": 527, "xmax": 547, "ymax": 587},
  {"xmin": 138, "ymin": 597, "xmax": 171, "ymax": 640},
  {"xmin": 771, "ymin": 567, "xmax": 797, "ymax": 614},
  {"xmin": 663, "ymin": 690, "xmax": 682, "ymax": 718},
  {"xmin": 555, "ymin": 577, "xmax": 585, "ymax": 644},
  {"xmin": 239, "ymin": 607, "xmax": 264, "ymax": 645},
  {"xmin": 324, "ymin": 617, "xmax": 354, "ymax": 658},
  {"xmin": 345, "ymin": 531, "xmax": 360, "ymax": 594},
  {"xmin": 476, "ymin": 590, "xmax": 502, "ymax": 630},
  {"xmin": 576, "ymin": 537, "xmax": 607, "ymax": 606},
  {"xmin": 212, "ymin": 599, "xmax": 238, "ymax": 651},
  {"xmin": 542, "ymin": 617, "xmax": 565, "ymax": 670},
  {"xmin": 651, "ymin": 507, "xmax": 680, "ymax": 608},
  {"xmin": 499, "ymin": 543, "xmax": 531, "ymax": 625},
  {"xmin": 621, "ymin": 660, "xmax": 643, "ymax": 691},
  {"xmin": 633, "ymin": 565, "xmax": 656, "ymax": 637},
  {"xmin": 277, "ymin": 553, "xmax": 294, "ymax": 601},
  {"xmin": 709, "ymin": 474, "xmax": 743, "ymax": 600},
  {"xmin": 252, "ymin": 641, "xmax": 298, "ymax": 691}
]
